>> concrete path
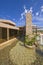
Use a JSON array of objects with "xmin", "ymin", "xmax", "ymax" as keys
[{"xmin": 9, "ymin": 41, "xmax": 36, "ymax": 65}]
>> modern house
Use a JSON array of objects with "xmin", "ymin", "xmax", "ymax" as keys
[
  {"xmin": 0, "ymin": 13, "xmax": 43, "ymax": 45},
  {"xmin": 0, "ymin": 19, "xmax": 19, "ymax": 43}
]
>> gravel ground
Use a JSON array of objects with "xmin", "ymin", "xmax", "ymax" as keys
[
  {"xmin": 0, "ymin": 39, "xmax": 18, "ymax": 65},
  {"xmin": 1, "ymin": 40, "xmax": 43, "ymax": 65},
  {"xmin": 9, "ymin": 41, "xmax": 36, "ymax": 65}
]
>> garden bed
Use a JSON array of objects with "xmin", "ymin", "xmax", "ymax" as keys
[{"xmin": 25, "ymin": 44, "xmax": 35, "ymax": 48}]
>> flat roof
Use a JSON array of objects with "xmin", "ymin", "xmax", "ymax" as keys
[
  {"xmin": 0, "ymin": 19, "xmax": 16, "ymax": 26},
  {"xmin": 0, "ymin": 22, "xmax": 19, "ymax": 30}
]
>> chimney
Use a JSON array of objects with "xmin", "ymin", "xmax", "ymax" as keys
[{"xmin": 26, "ymin": 13, "xmax": 32, "ymax": 38}]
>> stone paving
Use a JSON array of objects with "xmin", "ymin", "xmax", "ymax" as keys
[
  {"xmin": 9, "ymin": 41, "xmax": 36, "ymax": 65},
  {"xmin": 0, "ymin": 39, "xmax": 43, "ymax": 65}
]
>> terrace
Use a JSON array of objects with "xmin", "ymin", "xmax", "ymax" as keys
[{"xmin": 0, "ymin": 38, "xmax": 43, "ymax": 65}]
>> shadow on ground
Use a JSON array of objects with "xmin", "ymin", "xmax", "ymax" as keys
[
  {"xmin": 0, "ymin": 40, "xmax": 18, "ymax": 65},
  {"xmin": 16, "ymin": 36, "xmax": 25, "ymax": 46},
  {"xmin": 31, "ymin": 46, "xmax": 43, "ymax": 65},
  {"xmin": 16, "ymin": 34, "xmax": 25, "ymax": 42}
]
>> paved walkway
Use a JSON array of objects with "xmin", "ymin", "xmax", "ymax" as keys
[{"xmin": 9, "ymin": 41, "xmax": 36, "ymax": 65}]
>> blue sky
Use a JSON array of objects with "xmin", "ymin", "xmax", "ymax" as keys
[{"xmin": 0, "ymin": 0, "xmax": 43, "ymax": 27}]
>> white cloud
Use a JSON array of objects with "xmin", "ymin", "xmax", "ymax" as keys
[
  {"xmin": 19, "ymin": 5, "xmax": 43, "ymax": 27},
  {"xmin": 36, "ymin": 12, "xmax": 39, "ymax": 16},
  {"xmin": 41, "ymin": 9, "xmax": 43, "ymax": 12},
  {"xmin": 37, "ymin": 17, "xmax": 43, "ymax": 21},
  {"xmin": 29, "ymin": 7, "xmax": 33, "ymax": 13},
  {"xmin": 20, "ymin": 5, "xmax": 43, "ymax": 23},
  {"xmin": 33, "ymin": 14, "xmax": 43, "ymax": 27},
  {"xmin": 24, "ymin": 5, "xmax": 26, "ymax": 10},
  {"xmin": 33, "ymin": 15, "xmax": 43, "ymax": 21},
  {"xmin": 13, "ymin": 18, "xmax": 15, "ymax": 21},
  {"xmin": 24, "ymin": 5, "xmax": 28, "ymax": 13},
  {"xmin": 20, "ymin": 5, "xmax": 28, "ymax": 20},
  {"xmin": 20, "ymin": 5, "xmax": 33, "ymax": 21},
  {"xmin": 41, "ymin": 5, "xmax": 43, "ymax": 12},
  {"xmin": 20, "ymin": 12, "xmax": 25, "ymax": 20},
  {"xmin": 41, "ymin": 6, "xmax": 43, "ymax": 9}
]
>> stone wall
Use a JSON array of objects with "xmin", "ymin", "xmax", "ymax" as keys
[{"xmin": 26, "ymin": 13, "xmax": 32, "ymax": 38}]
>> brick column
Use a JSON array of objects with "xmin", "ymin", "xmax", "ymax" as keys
[{"xmin": 7, "ymin": 28, "xmax": 9, "ymax": 40}]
